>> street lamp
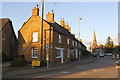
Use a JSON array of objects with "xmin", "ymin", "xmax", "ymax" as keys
[
  {"xmin": 78, "ymin": 18, "xmax": 82, "ymax": 62},
  {"xmin": 78, "ymin": 18, "xmax": 82, "ymax": 40}
]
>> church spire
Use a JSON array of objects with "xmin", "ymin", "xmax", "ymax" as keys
[{"xmin": 92, "ymin": 30, "xmax": 97, "ymax": 51}]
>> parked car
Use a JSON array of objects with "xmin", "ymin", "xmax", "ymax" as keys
[
  {"xmin": 92, "ymin": 53, "xmax": 98, "ymax": 57},
  {"xmin": 105, "ymin": 53, "xmax": 112, "ymax": 56},
  {"xmin": 116, "ymin": 60, "xmax": 120, "ymax": 69},
  {"xmin": 99, "ymin": 53, "xmax": 104, "ymax": 57}
]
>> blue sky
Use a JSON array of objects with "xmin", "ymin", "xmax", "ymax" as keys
[{"xmin": 1, "ymin": 2, "xmax": 118, "ymax": 48}]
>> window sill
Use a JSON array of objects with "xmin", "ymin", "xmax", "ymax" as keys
[
  {"xmin": 56, "ymin": 57, "xmax": 61, "ymax": 58},
  {"xmin": 32, "ymin": 57, "xmax": 38, "ymax": 58},
  {"xmin": 32, "ymin": 41, "xmax": 39, "ymax": 43}
]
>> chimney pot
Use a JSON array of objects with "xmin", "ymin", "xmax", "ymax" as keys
[
  {"xmin": 32, "ymin": 4, "xmax": 39, "ymax": 16},
  {"xmin": 60, "ymin": 18, "xmax": 65, "ymax": 27},
  {"xmin": 46, "ymin": 10, "xmax": 54, "ymax": 22}
]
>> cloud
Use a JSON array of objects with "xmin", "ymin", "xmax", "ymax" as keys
[{"xmin": 112, "ymin": 37, "xmax": 119, "ymax": 45}]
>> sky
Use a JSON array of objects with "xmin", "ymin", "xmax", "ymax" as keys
[{"xmin": 1, "ymin": 1, "xmax": 119, "ymax": 49}]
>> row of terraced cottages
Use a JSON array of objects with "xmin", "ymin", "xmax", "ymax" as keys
[{"xmin": 18, "ymin": 4, "xmax": 88, "ymax": 65}]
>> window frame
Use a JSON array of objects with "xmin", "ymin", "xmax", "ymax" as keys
[
  {"xmin": 32, "ymin": 32, "xmax": 38, "ymax": 42},
  {"xmin": 76, "ymin": 42, "xmax": 77, "ymax": 46},
  {"xmin": 67, "ymin": 49, "xmax": 70, "ymax": 58},
  {"xmin": 56, "ymin": 49, "xmax": 61, "ymax": 58},
  {"xmin": 31, "ymin": 48, "xmax": 38, "ymax": 58},
  {"xmin": 67, "ymin": 38, "xmax": 70, "ymax": 44},
  {"xmin": 59, "ymin": 34, "xmax": 62, "ymax": 44},
  {"xmin": 2, "ymin": 33, "xmax": 5, "ymax": 40},
  {"xmin": 72, "ymin": 41, "xmax": 74, "ymax": 46}
]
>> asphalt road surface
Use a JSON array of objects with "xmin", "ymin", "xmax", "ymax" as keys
[{"xmin": 14, "ymin": 56, "xmax": 118, "ymax": 78}]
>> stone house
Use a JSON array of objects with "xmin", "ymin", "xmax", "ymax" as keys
[
  {"xmin": 18, "ymin": 4, "xmax": 87, "ymax": 64},
  {"xmin": 0, "ymin": 18, "xmax": 18, "ymax": 59}
]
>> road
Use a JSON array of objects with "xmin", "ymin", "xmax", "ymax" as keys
[{"xmin": 14, "ymin": 56, "xmax": 118, "ymax": 78}]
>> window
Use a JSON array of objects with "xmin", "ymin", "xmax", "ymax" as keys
[
  {"xmin": 2, "ymin": 33, "xmax": 5, "ymax": 40},
  {"xmin": 32, "ymin": 32, "xmax": 38, "ymax": 42},
  {"xmin": 67, "ymin": 38, "xmax": 69, "ymax": 44},
  {"xmin": 32, "ymin": 48, "xmax": 38, "ymax": 58},
  {"xmin": 72, "ymin": 41, "xmax": 74, "ymax": 46},
  {"xmin": 76, "ymin": 42, "xmax": 77, "ymax": 46},
  {"xmin": 67, "ymin": 49, "xmax": 70, "ymax": 58},
  {"xmin": 71, "ymin": 49, "xmax": 74, "ymax": 56},
  {"xmin": 76, "ymin": 49, "xmax": 78, "ymax": 59},
  {"xmin": 59, "ymin": 34, "xmax": 62, "ymax": 43},
  {"xmin": 56, "ymin": 49, "xmax": 61, "ymax": 58}
]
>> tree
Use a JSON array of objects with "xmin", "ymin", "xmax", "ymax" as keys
[
  {"xmin": 105, "ymin": 36, "xmax": 114, "ymax": 48},
  {"xmin": 104, "ymin": 36, "xmax": 114, "ymax": 53},
  {"xmin": 114, "ymin": 45, "xmax": 120, "ymax": 54}
]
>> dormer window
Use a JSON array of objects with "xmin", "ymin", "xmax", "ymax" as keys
[
  {"xmin": 59, "ymin": 34, "xmax": 62, "ymax": 44},
  {"xmin": 32, "ymin": 32, "xmax": 38, "ymax": 42}
]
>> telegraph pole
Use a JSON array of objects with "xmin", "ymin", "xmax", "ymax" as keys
[{"xmin": 40, "ymin": 0, "xmax": 44, "ymax": 61}]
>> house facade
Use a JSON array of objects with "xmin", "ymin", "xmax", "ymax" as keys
[
  {"xmin": 18, "ymin": 4, "xmax": 87, "ymax": 64},
  {"xmin": 0, "ymin": 18, "xmax": 18, "ymax": 59}
]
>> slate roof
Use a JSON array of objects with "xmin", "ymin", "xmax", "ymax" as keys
[
  {"xmin": 0, "ymin": 18, "xmax": 10, "ymax": 31},
  {"xmin": 44, "ymin": 20, "xmax": 86, "ymax": 48},
  {"xmin": 46, "ymin": 21, "xmax": 76, "ymax": 40},
  {"xmin": 0, "ymin": 18, "xmax": 17, "ymax": 40}
]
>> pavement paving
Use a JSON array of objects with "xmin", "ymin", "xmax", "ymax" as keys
[{"xmin": 2, "ymin": 56, "xmax": 97, "ymax": 78}]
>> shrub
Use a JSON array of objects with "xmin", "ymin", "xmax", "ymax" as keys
[
  {"xmin": 40, "ymin": 61, "xmax": 47, "ymax": 67},
  {"xmin": 2, "ymin": 53, "xmax": 14, "ymax": 62},
  {"xmin": 70, "ymin": 57, "xmax": 77, "ymax": 61},
  {"xmin": 11, "ymin": 58, "xmax": 26, "ymax": 67}
]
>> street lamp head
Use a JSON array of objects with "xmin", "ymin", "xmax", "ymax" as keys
[{"xmin": 78, "ymin": 18, "xmax": 82, "ymax": 20}]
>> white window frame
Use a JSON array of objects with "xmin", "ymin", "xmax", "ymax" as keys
[
  {"xmin": 72, "ymin": 41, "xmax": 74, "ymax": 46},
  {"xmin": 55, "ymin": 47, "xmax": 64, "ymax": 58},
  {"xmin": 2, "ymin": 33, "xmax": 5, "ymax": 40},
  {"xmin": 67, "ymin": 38, "xmax": 70, "ymax": 44},
  {"xmin": 32, "ymin": 32, "xmax": 38, "ymax": 42},
  {"xmin": 76, "ymin": 42, "xmax": 77, "ymax": 46},
  {"xmin": 67, "ymin": 49, "xmax": 70, "ymax": 58},
  {"xmin": 32, "ymin": 48, "xmax": 38, "ymax": 58},
  {"xmin": 59, "ymin": 34, "xmax": 62, "ymax": 44},
  {"xmin": 76, "ymin": 49, "xmax": 78, "ymax": 59},
  {"xmin": 56, "ymin": 49, "xmax": 61, "ymax": 58}
]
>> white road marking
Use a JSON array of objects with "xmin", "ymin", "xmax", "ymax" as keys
[
  {"xmin": 61, "ymin": 71, "xmax": 69, "ymax": 74},
  {"xmin": 93, "ymin": 69, "xmax": 97, "ymax": 72},
  {"xmin": 76, "ymin": 66, "xmax": 80, "ymax": 68},
  {"xmin": 34, "ymin": 71, "xmax": 69, "ymax": 78},
  {"xmin": 82, "ymin": 72, "xmax": 86, "ymax": 74},
  {"xmin": 98, "ymin": 69, "xmax": 105, "ymax": 71}
]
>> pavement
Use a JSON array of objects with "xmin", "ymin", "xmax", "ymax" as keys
[{"xmin": 2, "ymin": 56, "xmax": 97, "ymax": 78}]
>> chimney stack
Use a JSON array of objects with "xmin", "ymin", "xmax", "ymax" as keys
[
  {"xmin": 60, "ymin": 18, "xmax": 65, "ymax": 27},
  {"xmin": 68, "ymin": 27, "xmax": 71, "ymax": 32},
  {"xmin": 72, "ymin": 34, "xmax": 75, "ymax": 37},
  {"xmin": 46, "ymin": 10, "xmax": 54, "ymax": 23},
  {"xmin": 80, "ymin": 39, "xmax": 82, "ymax": 42},
  {"xmin": 32, "ymin": 4, "xmax": 39, "ymax": 16},
  {"xmin": 64, "ymin": 23, "xmax": 71, "ymax": 32},
  {"xmin": 65, "ymin": 23, "xmax": 69, "ymax": 30}
]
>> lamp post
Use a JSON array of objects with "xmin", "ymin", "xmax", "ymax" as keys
[
  {"xmin": 78, "ymin": 18, "xmax": 82, "ymax": 40},
  {"xmin": 78, "ymin": 18, "xmax": 82, "ymax": 62}
]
